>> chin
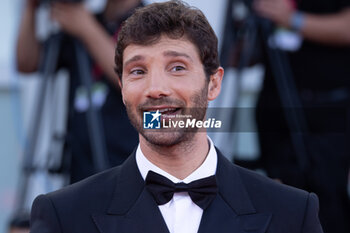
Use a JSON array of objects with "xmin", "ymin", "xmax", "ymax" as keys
[{"xmin": 141, "ymin": 130, "xmax": 190, "ymax": 147}]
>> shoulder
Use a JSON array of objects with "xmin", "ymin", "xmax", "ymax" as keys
[
  {"xmin": 216, "ymin": 150, "xmax": 311, "ymax": 209},
  {"xmin": 32, "ymin": 165, "xmax": 122, "ymax": 216},
  {"xmin": 49, "ymin": 165, "xmax": 122, "ymax": 204},
  {"xmin": 30, "ymin": 166, "xmax": 123, "ymax": 232},
  {"xmin": 235, "ymin": 164, "xmax": 309, "ymax": 202},
  {"xmin": 233, "ymin": 164, "xmax": 323, "ymax": 232},
  {"xmin": 234, "ymin": 163, "xmax": 313, "ymax": 210}
]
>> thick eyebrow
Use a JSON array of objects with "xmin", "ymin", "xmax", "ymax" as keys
[
  {"xmin": 123, "ymin": 55, "xmax": 145, "ymax": 68},
  {"xmin": 163, "ymin": 50, "xmax": 193, "ymax": 61}
]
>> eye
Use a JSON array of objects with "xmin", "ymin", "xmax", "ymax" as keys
[
  {"xmin": 130, "ymin": 69, "xmax": 145, "ymax": 75},
  {"xmin": 170, "ymin": 66, "xmax": 185, "ymax": 72}
]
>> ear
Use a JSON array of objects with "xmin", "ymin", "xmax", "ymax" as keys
[
  {"xmin": 207, "ymin": 67, "xmax": 224, "ymax": 101},
  {"xmin": 117, "ymin": 76, "xmax": 126, "ymax": 105},
  {"xmin": 117, "ymin": 75, "xmax": 122, "ymax": 89}
]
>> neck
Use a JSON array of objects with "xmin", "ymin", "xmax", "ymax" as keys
[
  {"xmin": 104, "ymin": 0, "xmax": 140, "ymax": 22},
  {"xmin": 140, "ymin": 133, "xmax": 210, "ymax": 180}
]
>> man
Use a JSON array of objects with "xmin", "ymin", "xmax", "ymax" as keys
[{"xmin": 30, "ymin": 1, "xmax": 324, "ymax": 232}]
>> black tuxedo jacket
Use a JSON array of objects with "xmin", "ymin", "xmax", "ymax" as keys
[{"xmin": 30, "ymin": 150, "xmax": 323, "ymax": 233}]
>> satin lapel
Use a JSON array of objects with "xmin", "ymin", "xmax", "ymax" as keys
[
  {"xmin": 92, "ymin": 189, "xmax": 169, "ymax": 233},
  {"xmin": 198, "ymin": 194, "xmax": 271, "ymax": 233},
  {"xmin": 92, "ymin": 153, "xmax": 169, "ymax": 233},
  {"xmin": 197, "ymin": 150, "xmax": 272, "ymax": 233},
  {"xmin": 197, "ymin": 194, "xmax": 241, "ymax": 233}
]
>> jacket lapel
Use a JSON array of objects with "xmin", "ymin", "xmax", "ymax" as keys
[
  {"xmin": 92, "ymin": 153, "xmax": 169, "ymax": 233},
  {"xmin": 198, "ymin": 150, "xmax": 272, "ymax": 233},
  {"xmin": 92, "ymin": 149, "xmax": 272, "ymax": 233}
]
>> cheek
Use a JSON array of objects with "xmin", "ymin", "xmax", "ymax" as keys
[
  {"xmin": 172, "ymin": 77, "xmax": 207, "ymax": 98},
  {"xmin": 122, "ymin": 89, "xmax": 134, "ymax": 106},
  {"xmin": 121, "ymin": 83, "xmax": 143, "ymax": 106}
]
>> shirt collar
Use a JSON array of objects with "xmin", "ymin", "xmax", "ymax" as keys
[{"xmin": 136, "ymin": 136, "xmax": 217, "ymax": 184}]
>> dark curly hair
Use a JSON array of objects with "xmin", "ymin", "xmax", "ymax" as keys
[{"xmin": 115, "ymin": 0, "xmax": 219, "ymax": 80}]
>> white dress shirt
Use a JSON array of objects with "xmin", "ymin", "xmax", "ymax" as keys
[{"xmin": 136, "ymin": 137, "xmax": 217, "ymax": 233}]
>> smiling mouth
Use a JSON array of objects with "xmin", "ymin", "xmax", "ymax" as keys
[
  {"xmin": 159, "ymin": 108, "xmax": 180, "ymax": 115},
  {"xmin": 145, "ymin": 107, "xmax": 181, "ymax": 118}
]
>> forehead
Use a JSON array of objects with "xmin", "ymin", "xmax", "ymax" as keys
[{"xmin": 122, "ymin": 36, "xmax": 201, "ymax": 65}]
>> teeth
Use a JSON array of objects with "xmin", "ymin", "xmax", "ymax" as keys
[
  {"xmin": 159, "ymin": 108, "xmax": 176, "ymax": 113},
  {"xmin": 146, "ymin": 108, "xmax": 177, "ymax": 113}
]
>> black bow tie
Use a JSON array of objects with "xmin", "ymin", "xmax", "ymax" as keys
[{"xmin": 145, "ymin": 171, "xmax": 218, "ymax": 210}]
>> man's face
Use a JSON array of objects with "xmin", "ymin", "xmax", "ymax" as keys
[{"xmin": 120, "ymin": 36, "xmax": 222, "ymax": 147}]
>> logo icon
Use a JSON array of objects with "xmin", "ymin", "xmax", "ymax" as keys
[{"xmin": 143, "ymin": 110, "xmax": 161, "ymax": 129}]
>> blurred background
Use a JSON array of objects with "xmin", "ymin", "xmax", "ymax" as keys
[{"xmin": 1, "ymin": 0, "xmax": 349, "ymax": 232}]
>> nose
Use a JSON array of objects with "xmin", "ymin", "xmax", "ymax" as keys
[{"xmin": 144, "ymin": 70, "xmax": 171, "ymax": 99}]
